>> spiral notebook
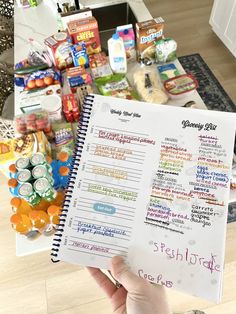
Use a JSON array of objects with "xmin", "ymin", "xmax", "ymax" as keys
[{"xmin": 51, "ymin": 94, "xmax": 236, "ymax": 302}]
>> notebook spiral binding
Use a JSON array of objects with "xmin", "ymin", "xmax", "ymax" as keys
[{"xmin": 51, "ymin": 94, "xmax": 95, "ymax": 262}]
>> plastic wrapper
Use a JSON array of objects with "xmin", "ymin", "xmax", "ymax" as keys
[
  {"xmin": 66, "ymin": 66, "xmax": 92, "ymax": 88},
  {"xmin": 89, "ymin": 52, "xmax": 112, "ymax": 79},
  {"xmin": 133, "ymin": 68, "xmax": 168, "ymax": 104},
  {"xmin": 71, "ymin": 42, "xmax": 89, "ymax": 68},
  {"xmin": 52, "ymin": 123, "xmax": 74, "ymax": 157},
  {"xmin": 25, "ymin": 68, "xmax": 61, "ymax": 91},
  {"xmin": 164, "ymin": 74, "xmax": 198, "ymax": 99},
  {"xmin": 157, "ymin": 63, "xmax": 181, "ymax": 81},
  {"xmin": 155, "ymin": 38, "xmax": 177, "ymax": 64},
  {"xmin": 95, "ymin": 74, "xmax": 139, "ymax": 100}
]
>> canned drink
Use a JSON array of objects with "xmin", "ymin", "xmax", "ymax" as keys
[
  {"xmin": 17, "ymin": 169, "xmax": 32, "ymax": 183},
  {"xmin": 15, "ymin": 157, "xmax": 31, "ymax": 170},
  {"xmin": 32, "ymin": 165, "xmax": 54, "ymax": 185},
  {"xmin": 30, "ymin": 152, "xmax": 46, "ymax": 167},
  {"xmin": 34, "ymin": 178, "xmax": 56, "ymax": 201},
  {"xmin": 18, "ymin": 183, "xmax": 41, "ymax": 206}
]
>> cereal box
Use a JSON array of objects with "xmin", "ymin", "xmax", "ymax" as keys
[
  {"xmin": 44, "ymin": 31, "xmax": 73, "ymax": 70},
  {"xmin": 67, "ymin": 16, "xmax": 101, "ymax": 55},
  {"xmin": 136, "ymin": 17, "xmax": 164, "ymax": 64}
]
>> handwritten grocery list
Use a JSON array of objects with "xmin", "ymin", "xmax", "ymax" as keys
[{"xmin": 57, "ymin": 95, "xmax": 236, "ymax": 302}]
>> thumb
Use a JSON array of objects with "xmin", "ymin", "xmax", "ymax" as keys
[{"xmin": 111, "ymin": 256, "xmax": 146, "ymax": 292}]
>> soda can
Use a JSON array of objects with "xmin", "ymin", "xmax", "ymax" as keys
[
  {"xmin": 34, "ymin": 178, "xmax": 57, "ymax": 202},
  {"xmin": 32, "ymin": 165, "xmax": 54, "ymax": 185},
  {"xmin": 18, "ymin": 182, "xmax": 41, "ymax": 206},
  {"xmin": 30, "ymin": 152, "xmax": 46, "ymax": 167},
  {"xmin": 15, "ymin": 157, "xmax": 31, "ymax": 170},
  {"xmin": 16, "ymin": 169, "xmax": 32, "ymax": 183}
]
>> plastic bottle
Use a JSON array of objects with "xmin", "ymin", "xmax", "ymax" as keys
[
  {"xmin": 47, "ymin": 205, "xmax": 61, "ymax": 225},
  {"xmin": 56, "ymin": 3, "xmax": 64, "ymax": 32},
  {"xmin": 8, "ymin": 178, "xmax": 20, "ymax": 196},
  {"xmin": 116, "ymin": 24, "xmax": 135, "ymax": 61},
  {"xmin": 10, "ymin": 213, "xmax": 32, "ymax": 235},
  {"xmin": 9, "ymin": 164, "xmax": 17, "ymax": 178},
  {"xmin": 50, "ymin": 190, "xmax": 65, "ymax": 206},
  {"xmin": 108, "ymin": 33, "xmax": 127, "ymax": 74},
  {"xmin": 33, "ymin": 198, "xmax": 51, "ymax": 212},
  {"xmin": 59, "ymin": 166, "xmax": 70, "ymax": 189},
  {"xmin": 57, "ymin": 151, "xmax": 72, "ymax": 169},
  {"xmin": 29, "ymin": 210, "xmax": 50, "ymax": 231},
  {"xmin": 10, "ymin": 197, "xmax": 32, "ymax": 215}
]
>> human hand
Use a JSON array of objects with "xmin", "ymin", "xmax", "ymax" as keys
[{"xmin": 87, "ymin": 256, "xmax": 171, "ymax": 314}]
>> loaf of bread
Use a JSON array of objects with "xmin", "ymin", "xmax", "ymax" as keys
[{"xmin": 133, "ymin": 68, "xmax": 168, "ymax": 104}]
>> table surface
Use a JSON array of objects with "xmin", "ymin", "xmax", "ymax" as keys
[{"xmin": 15, "ymin": 0, "xmax": 208, "ymax": 256}]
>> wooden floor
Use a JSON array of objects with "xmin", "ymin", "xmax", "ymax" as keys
[{"xmin": 0, "ymin": 1, "xmax": 236, "ymax": 313}]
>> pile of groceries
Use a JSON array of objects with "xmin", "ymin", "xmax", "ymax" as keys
[{"xmin": 1, "ymin": 3, "xmax": 235, "ymax": 241}]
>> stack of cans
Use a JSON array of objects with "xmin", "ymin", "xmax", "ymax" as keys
[{"xmin": 15, "ymin": 153, "xmax": 56, "ymax": 206}]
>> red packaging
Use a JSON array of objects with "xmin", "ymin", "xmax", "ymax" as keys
[
  {"xmin": 67, "ymin": 17, "xmax": 101, "ymax": 55},
  {"xmin": 44, "ymin": 31, "xmax": 73, "ymax": 70},
  {"xmin": 62, "ymin": 94, "xmax": 80, "ymax": 122}
]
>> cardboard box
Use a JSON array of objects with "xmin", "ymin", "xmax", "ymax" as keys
[
  {"xmin": 136, "ymin": 17, "xmax": 164, "ymax": 63},
  {"xmin": 19, "ymin": 84, "xmax": 61, "ymax": 113},
  {"xmin": 67, "ymin": 16, "xmax": 101, "ymax": 55},
  {"xmin": 44, "ymin": 31, "xmax": 73, "ymax": 70}
]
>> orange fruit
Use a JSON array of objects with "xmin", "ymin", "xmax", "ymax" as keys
[
  {"xmin": 27, "ymin": 80, "xmax": 36, "ymax": 89},
  {"xmin": 35, "ymin": 79, "xmax": 45, "ymax": 88},
  {"xmin": 44, "ymin": 76, "xmax": 54, "ymax": 85}
]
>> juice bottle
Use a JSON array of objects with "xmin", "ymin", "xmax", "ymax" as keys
[
  {"xmin": 8, "ymin": 178, "xmax": 20, "ymax": 196},
  {"xmin": 9, "ymin": 164, "xmax": 17, "ymax": 178},
  {"xmin": 10, "ymin": 213, "xmax": 32, "ymax": 234},
  {"xmin": 29, "ymin": 210, "xmax": 50, "ymax": 231},
  {"xmin": 50, "ymin": 190, "xmax": 65, "ymax": 206},
  {"xmin": 57, "ymin": 151, "xmax": 72, "ymax": 168},
  {"xmin": 59, "ymin": 166, "xmax": 70, "ymax": 189},
  {"xmin": 108, "ymin": 33, "xmax": 127, "ymax": 74},
  {"xmin": 47, "ymin": 205, "xmax": 61, "ymax": 225},
  {"xmin": 10, "ymin": 197, "xmax": 32, "ymax": 215}
]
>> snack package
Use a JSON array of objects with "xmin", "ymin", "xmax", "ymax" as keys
[
  {"xmin": 116, "ymin": 24, "xmax": 136, "ymax": 61},
  {"xmin": 155, "ymin": 38, "xmax": 177, "ymax": 64},
  {"xmin": 15, "ymin": 111, "xmax": 52, "ymax": 138},
  {"xmin": 89, "ymin": 52, "xmax": 113, "ymax": 79},
  {"xmin": 66, "ymin": 66, "xmax": 92, "ymax": 88},
  {"xmin": 19, "ymin": 84, "xmax": 61, "ymax": 113},
  {"xmin": 136, "ymin": 17, "xmax": 164, "ymax": 64},
  {"xmin": 44, "ymin": 31, "xmax": 73, "ymax": 70},
  {"xmin": 70, "ymin": 42, "xmax": 89, "ymax": 68},
  {"xmin": 157, "ymin": 63, "xmax": 181, "ymax": 81},
  {"xmin": 0, "ymin": 132, "xmax": 52, "ymax": 177},
  {"xmin": 95, "ymin": 74, "xmax": 139, "ymax": 100},
  {"xmin": 133, "ymin": 68, "xmax": 168, "ymax": 104},
  {"xmin": 24, "ymin": 68, "xmax": 61, "ymax": 91},
  {"xmin": 52, "ymin": 123, "xmax": 74, "ymax": 157},
  {"xmin": 164, "ymin": 74, "xmax": 198, "ymax": 99},
  {"xmin": 62, "ymin": 94, "xmax": 80, "ymax": 122},
  {"xmin": 67, "ymin": 16, "xmax": 101, "ymax": 55},
  {"xmin": 76, "ymin": 84, "xmax": 94, "ymax": 110}
]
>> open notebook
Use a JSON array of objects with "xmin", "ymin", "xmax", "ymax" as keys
[{"xmin": 51, "ymin": 94, "xmax": 236, "ymax": 302}]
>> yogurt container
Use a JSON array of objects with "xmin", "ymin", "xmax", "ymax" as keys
[
  {"xmin": 163, "ymin": 74, "xmax": 198, "ymax": 99},
  {"xmin": 41, "ymin": 95, "xmax": 62, "ymax": 122}
]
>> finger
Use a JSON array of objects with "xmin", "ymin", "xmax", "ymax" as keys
[
  {"xmin": 86, "ymin": 267, "xmax": 117, "ymax": 298},
  {"xmin": 111, "ymin": 256, "xmax": 146, "ymax": 292}
]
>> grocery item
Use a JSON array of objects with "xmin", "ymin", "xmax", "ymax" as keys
[
  {"xmin": 157, "ymin": 63, "xmax": 181, "ymax": 81},
  {"xmin": 32, "ymin": 165, "xmax": 54, "ymax": 185},
  {"xmin": 15, "ymin": 111, "xmax": 52, "ymax": 136},
  {"xmin": 19, "ymin": 84, "xmax": 61, "ymax": 113},
  {"xmin": 18, "ymin": 182, "xmax": 41, "ymax": 206},
  {"xmin": 16, "ymin": 169, "xmax": 32, "ymax": 183},
  {"xmin": 164, "ymin": 74, "xmax": 198, "ymax": 99},
  {"xmin": 10, "ymin": 197, "xmax": 32, "ymax": 215},
  {"xmin": 44, "ymin": 31, "xmax": 73, "ymax": 70},
  {"xmin": 30, "ymin": 152, "xmax": 47, "ymax": 167},
  {"xmin": 76, "ymin": 84, "xmax": 94, "ymax": 110},
  {"xmin": 10, "ymin": 213, "xmax": 32, "ymax": 235},
  {"xmin": 13, "ymin": 132, "xmax": 52, "ymax": 158},
  {"xmin": 95, "ymin": 74, "xmax": 139, "ymax": 100},
  {"xmin": 33, "ymin": 178, "xmax": 57, "ymax": 201},
  {"xmin": 89, "ymin": 52, "xmax": 112, "ymax": 79},
  {"xmin": 8, "ymin": 178, "xmax": 20, "ymax": 196},
  {"xmin": 71, "ymin": 42, "xmax": 89, "ymax": 67},
  {"xmin": 25, "ymin": 68, "xmax": 61, "ymax": 91},
  {"xmin": 136, "ymin": 17, "xmax": 164, "ymax": 64},
  {"xmin": 57, "ymin": 151, "xmax": 72, "ymax": 168},
  {"xmin": 27, "ymin": 38, "xmax": 53, "ymax": 67},
  {"xmin": 133, "ymin": 68, "xmax": 168, "ymax": 104},
  {"xmin": 108, "ymin": 33, "xmax": 127, "ymax": 74},
  {"xmin": 47, "ymin": 205, "xmax": 61, "ymax": 225},
  {"xmin": 116, "ymin": 24, "xmax": 136, "ymax": 61},
  {"xmin": 41, "ymin": 95, "xmax": 63, "ymax": 122},
  {"xmin": 9, "ymin": 164, "xmax": 17, "ymax": 178},
  {"xmin": 155, "ymin": 38, "xmax": 177, "ymax": 64},
  {"xmin": 15, "ymin": 157, "xmax": 31, "ymax": 170},
  {"xmin": 59, "ymin": 166, "xmax": 70, "ymax": 189},
  {"xmin": 66, "ymin": 66, "xmax": 92, "ymax": 88},
  {"xmin": 52, "ymin": 122, "xmax": 74, "ymax": 156},
  {"xmin": 62, "ymin": 94, "xmax": 80, "ymax": 122},
  {"xmin": 67, "ymin": 16, "xmax": 101, "ymax": 55},
  {"xmin": 29, "ymin": 210, "xmax": 50, "ymax": 230}
]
